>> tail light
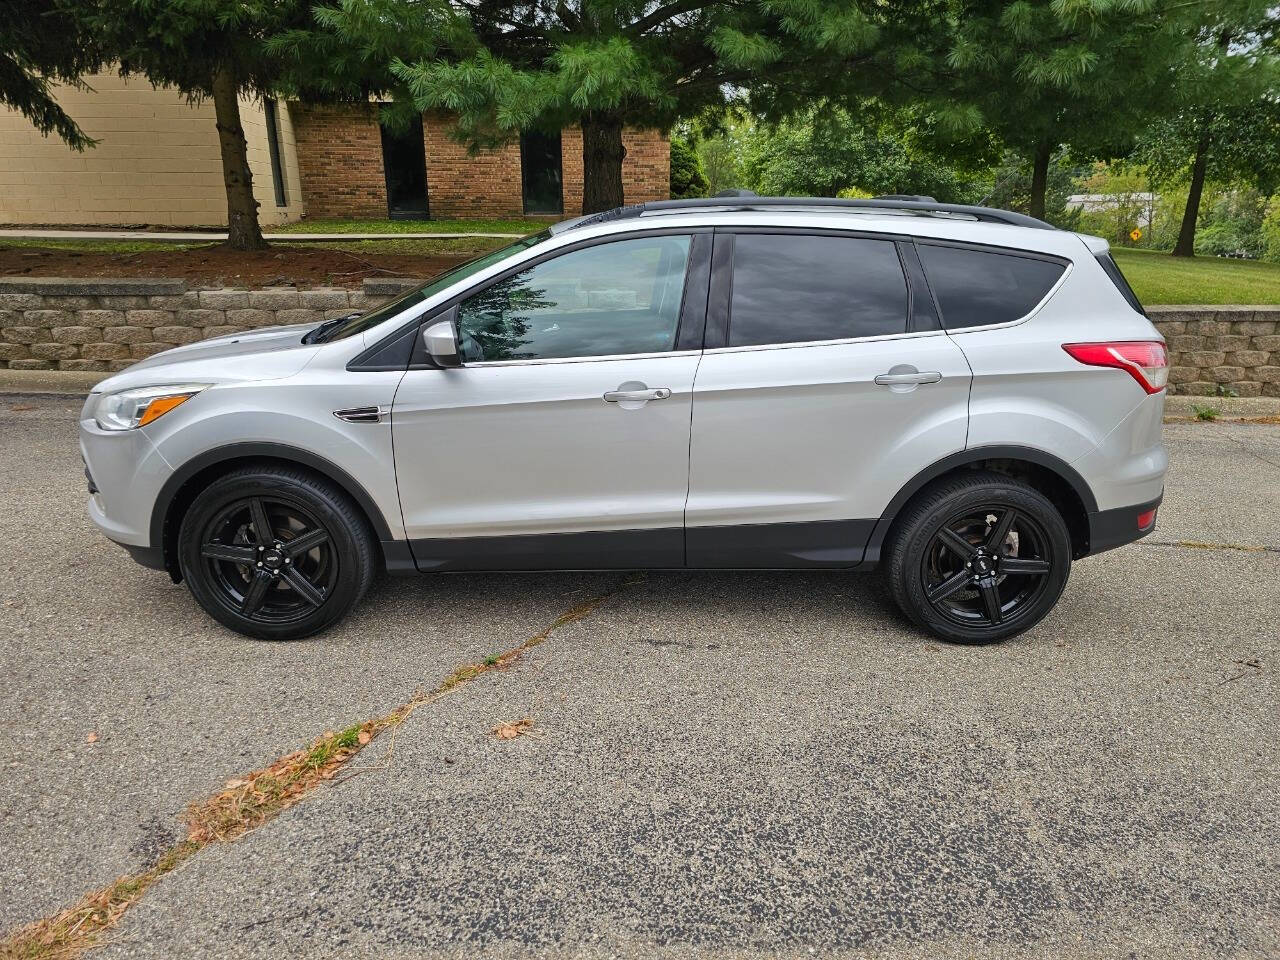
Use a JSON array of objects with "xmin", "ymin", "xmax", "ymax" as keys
[
  {"xmin": 1062, "ymin": 341, "xmax": 1169, "ymax": 394},
  {"xmin": 1136, "ymin": 507, "xmax": 1158, "ymax": 530}
]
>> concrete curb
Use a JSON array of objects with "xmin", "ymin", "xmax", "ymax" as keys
[
  {"xmin": 1163, "ymin": 395, "xmax": 1280, "ymax": 418},
  {"xmin": 0, "ymin": 369, "xmax": 102, "ymax": 395}
]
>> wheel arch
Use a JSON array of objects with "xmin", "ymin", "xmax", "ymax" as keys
[
  {"xmin": 864, "ymin": 445, "xmax": 1098, "ymax": 565},
  {"xmin": 152, "ymin": 443, "xmax": 400, "ymax": 582}
]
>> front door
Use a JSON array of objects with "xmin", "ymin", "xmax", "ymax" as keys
[
  {"xmin": 392, "ymin": 232, "xmax": 706, "ymax": 570},
  {"xmin": 686, "ymin": 231, "xmax": 972, "ymax": 567}
]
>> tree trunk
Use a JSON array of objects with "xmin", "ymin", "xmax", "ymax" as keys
[
  {"xmin": 581, "ymin": 113, "xmax": 627, "ymax": 214},
  {"xmin": 211, "ymin": 67, "xmax": 266, "ymax": 251},
  {"xmin": 1173, "ymin": 128, "xmax": 1211, "ymax": 258},
  {"xmin": 1028, "ymin": 141, "xmax": 1052, "ymax": 221}
]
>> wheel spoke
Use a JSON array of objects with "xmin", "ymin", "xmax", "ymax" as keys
[
  {"xmin": 283, "ymin": 527, "xmax": 328, "ymax": 558},
  {"xmin": 986, "ymin": 508, "xmax": 1018, "ymax": 551},
  {"xmin": 927, "ymin": 569, "xmax": 972, "ymax": 603},
  {"xmin": 240, "ymin": 570, "xmax": 273, "ymax": 616},
  {"xmin": 978, "ymin": 578, "xmax": 1003, "ymax": 624},
  {"xmin": 1001, "ymin": 557, "xmax": 1051, "ymax": 576},
  {"xmin": 937, "ymin": 527, "xmax": 975, "ymax": 560},
  {"xmin": 249, "ymin": 498, "xmax": 274, "ymax": 544},
  {"xmin": 281, "ymin": 567, "xmax": 326, "ymax": 608},
  {"xmin": 201, "ymin": 542, "xmax": 257, "ymax": 564}
]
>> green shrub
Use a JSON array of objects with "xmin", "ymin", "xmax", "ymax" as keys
[{"xmin": 670, "ymin": 135, "xmax": 710, "ymax": 199}]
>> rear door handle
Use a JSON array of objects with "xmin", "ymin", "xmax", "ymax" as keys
[
  {"xmin": 603, "ymin": 388, "xmax": 671, "ymax": 402},
  {"xmin": 874, "ymin": 371, "xmax": 942, "ymax": 385}
]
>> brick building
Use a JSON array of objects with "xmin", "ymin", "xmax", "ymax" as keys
[{"xmin": 0, "ymin": 73, "xmax": 670, "ymax": 226}]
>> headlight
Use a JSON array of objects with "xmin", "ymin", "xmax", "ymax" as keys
[{"xmin": 93, "ymin": 384, "xmax": 209, "ymax": 432}]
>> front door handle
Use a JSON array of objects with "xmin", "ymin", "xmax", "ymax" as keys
[
  {"xmin": 603, "ymin": 387, "xmax": 671, "ymax": 402},
  {"xmin": 874, "ymin": 371, "xmax": 942, "ymax": 386}
]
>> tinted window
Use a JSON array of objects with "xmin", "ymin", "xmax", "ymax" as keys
[
  {"xmin": 729, "ymin": 234, "xmax": 908, "ymax": 346},
  {"xmin": 314, "ymin": 232, "xmax": 550, "ymax": 343},
  {"xmin": 918, "ymin": 244, "xmax": 1066, "ymax": 329},
  {"xmin": 457, "ymin": 235, "xmax": 691, "ymax": 361}
]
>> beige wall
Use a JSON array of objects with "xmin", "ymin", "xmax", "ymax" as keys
[{"xmin": 0, "ymin": 72, "xmax": 303, "ymax": 227}]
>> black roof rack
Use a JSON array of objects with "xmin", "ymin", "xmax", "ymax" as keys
[{"xmin": 565, "ymin": 195, "xmax": 1056, "ymax": 232}]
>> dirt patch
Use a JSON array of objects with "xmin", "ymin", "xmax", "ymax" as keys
[{"xmin": 0, "ymin": 244, "xmax": 470, "ymax": 288}]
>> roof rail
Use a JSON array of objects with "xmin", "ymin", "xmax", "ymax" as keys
[{"xmin": 566, "ymin": 195, "xmax": 1057, "ymax": 232}]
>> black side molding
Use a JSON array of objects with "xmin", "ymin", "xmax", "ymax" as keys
[{"xmin": 410, "ymin": 528, "xmax": 683, "ymax": 571}]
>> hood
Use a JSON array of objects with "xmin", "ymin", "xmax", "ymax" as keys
[{"xmin": 91, "ymin": 323, "xmax": 322, "ymax": 394}]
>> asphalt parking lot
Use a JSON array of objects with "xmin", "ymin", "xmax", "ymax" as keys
[{"xmin": 1, "ymin": 394, "xmax": 1277, "ymax": 958}]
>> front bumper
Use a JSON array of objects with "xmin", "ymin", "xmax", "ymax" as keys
[{"xmin": 80, "ymin": 415, "xmax": 173, "ymax": 555}]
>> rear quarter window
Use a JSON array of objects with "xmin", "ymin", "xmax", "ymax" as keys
[{"xmin": 917, "ymin": 243, "xmax": 1066, "ymax": 329}]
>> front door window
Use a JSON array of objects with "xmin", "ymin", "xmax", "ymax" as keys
[{"xmin": 456, "ymin": 235, "xmax": 693, "ymax": 362}]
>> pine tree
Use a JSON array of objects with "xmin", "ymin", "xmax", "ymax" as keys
[
  {"xmin": 309, "ymin": 0, "xmax": 897, "ymax": 212},
  {"xmin": 922, "ymin": 0, "xmax": 1190, "ymax": 221},
  {"xmin": 75, "ymin": 0, "xmax": 343, "ymax": 250},
  {"xmin": 1, "ymin": 0, "xmax": 106, "ymax": 149}
]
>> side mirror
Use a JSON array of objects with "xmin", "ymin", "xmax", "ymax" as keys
[{"xmin": 422, "ymin": 315, "xmax": 461, "ymax": 368}]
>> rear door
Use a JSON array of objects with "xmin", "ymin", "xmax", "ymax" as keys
[{"xmin": 685, "ymin": 229, "xmax": 971, "ymax": 567}]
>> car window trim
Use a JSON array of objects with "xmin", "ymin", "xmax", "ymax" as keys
[
  {"xmin": 437, "ymin": 226, "xmax": 709, "ymax": 369},
  {"xmin": 913, "ymin": 238, "xmax": 1073, "ymax": 333},
  {"xmin": 350, "ymin": 226, "xmax": 709, "ymax": 372},
  {"xmin": 710, "ymin": 226, "xmax": 916, "ymax": 350}
]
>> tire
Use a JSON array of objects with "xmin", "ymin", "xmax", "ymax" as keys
[
  {"xmin": 885, "ymin": 471, "xmax": 1071, "ymax": 644},
  {"xmin": 178, "ymin": 465, "xmax": 377, "ymax": 640}
]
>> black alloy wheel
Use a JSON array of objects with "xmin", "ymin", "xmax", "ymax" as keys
[
  {"xmin": 886, "ymin": 471, "xmax": 1072, "ymax": 644},
  {"xmin": 199, "ymin": 496, "xmax": 337, "ymax": 625},
  {"xmin": 179, "ymin": 466, "xmax": 376, "ymax": 640},
  {"xmin": 921, "ymin": 506, "xmax": 1054, "ymax": 629}
]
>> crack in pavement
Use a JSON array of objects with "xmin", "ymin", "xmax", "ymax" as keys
[
  {"xmin": 0, "ymin": 577, "xmax": 638, "ymax": 960},
  {"xmin": 1140, "ymin": 538, "xmax": 1280, "ymax": 554}
]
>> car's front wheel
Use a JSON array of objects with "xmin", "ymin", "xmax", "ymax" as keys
[
  {"xmin": 886, "ymin": 471, "xmax": 1072, "ymax": 644},
  {"xmin": 178, "ymin": 466, "xmax": 376, "ymax": 640}
]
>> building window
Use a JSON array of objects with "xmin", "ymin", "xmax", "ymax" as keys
[
  {"xmin": 379, "ymin": 107, "xmax": 429, "ymax": 219},
  {"xmin": 520, "ymin": 130, "xmax": 563, "ymax": 215},
  {"xmin": 263, "ymin": 99, "xmax": 287, "ymax": 208}
]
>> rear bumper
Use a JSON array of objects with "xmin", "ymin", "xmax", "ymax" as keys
[{"xmin": 1085, "ymin": 492, "xmax": 1162, "ymax": 556}]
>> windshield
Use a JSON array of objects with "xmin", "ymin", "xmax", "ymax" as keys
[{"xmin": 310, "ymin": 231, "xmax": 553, "ymax": 344}]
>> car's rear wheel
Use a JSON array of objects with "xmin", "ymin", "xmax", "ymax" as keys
[
  {"xmin": 178, "ymin": 466, "xmax": 376, "ymax": 640},
  {"xmin": 886, "ymin": 471, "xmax": 1071, "ymax": 644}
]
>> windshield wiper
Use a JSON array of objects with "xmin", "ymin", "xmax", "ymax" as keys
[{"xmin": 302, "ymin": 312, "xmax": 361, "ymax": 345}]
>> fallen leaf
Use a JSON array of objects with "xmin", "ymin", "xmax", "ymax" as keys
[
  {"xmin": 357, "ymin": 730, "xmax": 371, "ymax": 745},
  {"xmin": 224, "ymin": 778, "xmax": 247, "ymax": 789},
  {"xmin": 493, "ymin": 717, "xmax": 535, "ymax": 740},
  {"xmin": 86, "ymin": 732, "xmax": 98, "ymax": 744},
  {"xmin": 10, "ymin": 404, "xmax": 36, "ymax": 412}
]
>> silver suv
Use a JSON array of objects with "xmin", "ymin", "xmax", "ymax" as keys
[{"xmin": 79, "ymin": 196, "xmax": 1168, "ymax": 644}]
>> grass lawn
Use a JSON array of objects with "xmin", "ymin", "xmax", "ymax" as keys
[
  {"xmin": 274, "ymin": 217, "xmax": 549, "ymax": 235},
  {"xmin": 1111, "ymin": 248, "xmax": 1280, "ymax": 305}
]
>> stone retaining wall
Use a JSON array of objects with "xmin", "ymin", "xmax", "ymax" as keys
[
  {"xmin": 0, "ymin": 278, "xmax": 381, "ymax": 373},
  {"xmin": 0, "ymin": 278, "xmax": 1276, "ymax": 395},
  {"xmin": 1146, "ymin": 306, "xmax": 1280, "ymax": 397}
]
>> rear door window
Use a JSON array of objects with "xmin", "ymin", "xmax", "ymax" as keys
[
  {"xmin": 917, "ymin": 243, "xmax": 1066, "ymax": 329},
  {"xmin": 728, "ymin": 234, "xmax": 909, "ymax": 346}
]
